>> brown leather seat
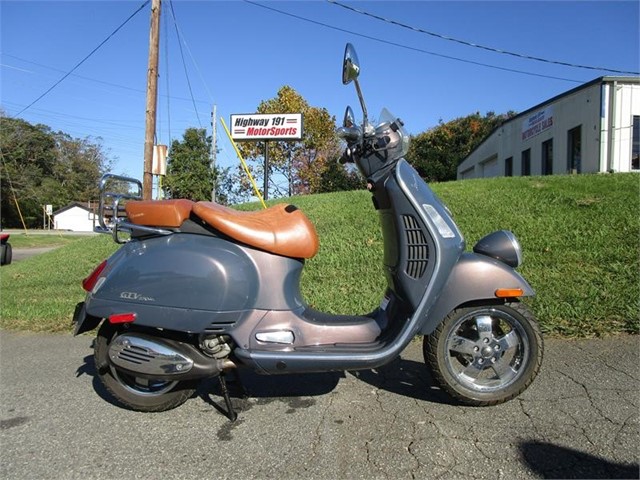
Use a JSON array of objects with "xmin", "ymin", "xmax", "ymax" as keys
[
  {"xmin": 193, "ymin": 202, "xmax": 319, "ymax": 259},
  {"xmin": 126, "ymin": 199, "xmax": 195, "ymax": 228}
]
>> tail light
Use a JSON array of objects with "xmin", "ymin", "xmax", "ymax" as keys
[
  {"xmin": 82, "ymin": 260, "xmax": 107, "ymax": 292},
  {"xmin": 109, "ymin": 312, "xmax": 137, "ymax": 324}
]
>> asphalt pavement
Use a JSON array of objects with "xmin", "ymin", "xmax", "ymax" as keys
[
  {"xmin": 10, "ymin": 247, "xmax": 60, "ymax": 263},
  {"xmin": 0, "ymin": 331, "xmax": 638, "ymax": 479}
]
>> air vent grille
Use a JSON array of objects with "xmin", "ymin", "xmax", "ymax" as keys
[{"xmin": 402, "ymin": 215, "xmax": 429, "ymax": 279}]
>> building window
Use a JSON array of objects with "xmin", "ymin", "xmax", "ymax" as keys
[
  {"xmin": 633, "ymin": 116, "xmax": 639, "ymax": 171},
  {"xmin": 505, "ymin": 157, "xmax": 513, "ymax": 177},
  {"xmin": 542, "ymin": 139, "xmax": 553, "ymax": 175},
  {"xmin": 521, "ymin": 149, "xmax": 531, "ymax": 176},
  {"xmin": 567, "ymin": 126, "xmax": 582, "ymax": 174}
]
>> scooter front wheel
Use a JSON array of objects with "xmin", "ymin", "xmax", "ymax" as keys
[
  {"xmin": 423, "ymin": 302, "xmax": 543, "ymax": 406},
  {"xmin": 94, "ymin": 322, "xmax": 196, "ymax": 412}
]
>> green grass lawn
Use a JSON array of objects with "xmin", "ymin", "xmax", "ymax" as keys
[
  {"xmin": 5, "ymin": 233, "xmax": 88, "ymax": 249},
  {"xmin": 1, "ymin": 173, "xmax": 638, "ymax": 336}
]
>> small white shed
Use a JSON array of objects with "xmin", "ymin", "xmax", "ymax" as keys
[{"xmin": 53, "ymin": 203, "xmax": 97, "ymax": 232}]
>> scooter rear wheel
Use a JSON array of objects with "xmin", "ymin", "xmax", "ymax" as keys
[
  {"xmin": 423, "ymin": 302, "xmax": 543, "ymax": 406},
  {"xmin": 94, "ymin": 322, "xmax": 196, "ymax": 412}
]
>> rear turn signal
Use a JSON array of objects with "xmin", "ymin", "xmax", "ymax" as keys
[
  {"xmin": 109, "ymin": 313, "xmax": 137, "ymax": 324},
  {"xmin": 495, "ymin": 288, "xmax": 524, "ymax": 298},
  {"xmin": 82, "ymin": 260, "xmax": 107, "ymax": 292}
]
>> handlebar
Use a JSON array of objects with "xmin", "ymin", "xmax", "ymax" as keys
[{"xmin": 336, "ymin": 126, "xmax": 362, "ymax": 143}]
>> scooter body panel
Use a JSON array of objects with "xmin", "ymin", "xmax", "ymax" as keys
[
  {"xmin": 390, "ymin": 160, "xmax": 535, "ymax": 335},
  {"xmin": 92, "ymin": 234, "xmax": 260, "ymax": 311},
  {"xmin": 84, "ymin": 232, "xmax": 385, "ymax": 347},
  {"xmin": 232, "ymin": 159, "xmax": 469, "ymax": 374},
  {"xmin": 381, "ymin": 159, "xmax": 466, "ymax": 311},
  {"xmin": 84, "ymin": 234, "xmax": 306, "ymax": 333},
  {"xmin": 418, "ymin": 252, "xmax": 535, "ymax": 335}
]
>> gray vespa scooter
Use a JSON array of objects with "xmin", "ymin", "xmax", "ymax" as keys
[{"xmin": 74, "ymin": 44, "xmax": 542, "ymax": 418}]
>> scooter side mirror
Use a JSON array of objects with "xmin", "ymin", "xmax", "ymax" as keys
[
  {"xmin": 341, "ymin": 43, "xmax": 369, "ymax": 137},
  {"xmin": 342, "ymin": 43, "xmax": 360, "ymax": 85},
  {"xmin": 343, "ymin": 106, "xmax": 356, "ymax": 128}
]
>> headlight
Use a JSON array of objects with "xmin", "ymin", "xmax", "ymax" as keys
[{"xmin": 473, "ymin": 230, "xmax": 523, "ymax": 268}]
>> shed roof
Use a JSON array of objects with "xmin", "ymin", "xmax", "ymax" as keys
[{"xmin": 53, "ymin": 202, "xmax": 94, "ymax": 216}]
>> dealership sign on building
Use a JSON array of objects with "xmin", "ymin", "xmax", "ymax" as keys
[
  {"xmin": 230, "ymin": 113, "xmax": 303, "ymax": 141},
  {"xmin": 521, "ymin": 107, "xmax": 554, "ymax": 141}
]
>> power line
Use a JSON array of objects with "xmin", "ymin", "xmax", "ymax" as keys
[
  {"xmin": 162, "ymin": 9, "xmax": 172, "ymax": 143},
  {"xmin": 168, "ymin": 0, "xmax": 202, "ymax": 128},
  {"xmin": 169, "ymin": 14, "xmax": 215, "ymax": 104},
  {"xmin": 1, "ymin": 53, "xmax": 210, "ymax": 105},
  {"xmin": 243, "ymin": 1, "xmax": 583, "ymax": 83},
  {"xmin": 328, "ymin": 0, "xmax": 639, "ymax": 76},
  {"xmin": 3, "ymin": 101, "xmax": 145, "ymax": 130},
  {"xmin": 13, "ymin": 0, "xmax": 150, "ymax": 118}
]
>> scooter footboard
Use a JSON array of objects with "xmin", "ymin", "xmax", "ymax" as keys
[{"xmin": 419, "ymin": 252, "xmax": 535, "ymax": 335}]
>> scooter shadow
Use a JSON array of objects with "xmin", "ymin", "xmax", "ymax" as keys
[
  {"xmin": 198, "ymin": 369, "xmax": 343, "ymax": 416},
  {"xmin": 75, "ymin": 354, "xmax": 124, "ymax": 409},
  {"xmin": 201, "ymin": 354, "xmax": 455, "ymax": 416},
  {"xmin": 349, "ymin": 356, "xmax": 456, "ymax": 406},
  {"xmin": 76, "ymin": 351, "xmax": 455, "ymax": 415}
]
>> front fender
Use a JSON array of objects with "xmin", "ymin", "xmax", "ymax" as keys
[{"xmin": 419, "ymin": 252, "xmax": 535, "ymax": 335}]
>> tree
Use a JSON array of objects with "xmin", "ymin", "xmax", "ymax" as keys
[
  {"xmin": 0, "ymin": 115, "xmax": 111, "ymax": 228},
  {"xmin": 163, "ymin": 128, "xmax": 217, "ymax": 201},
  {"xmin": 406, "ymin": 111, "xmax": 516, "ymax": 182},
  {"xmin": 50, "ymin": 132, "xmax": 111, "ymax": 203},
  {"xmin": 237, "ymin": 86, "xmax": 348, "ymax": 198},
  {"xmin": 317, "ymin": 161, "xmax": 364, "ymax": 193}
]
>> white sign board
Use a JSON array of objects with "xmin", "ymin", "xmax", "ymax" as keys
[
  {"xmin": 522, "ymin": 106, "xmax": 554, "ymax": 141},
  {"xmin": 152, "ymin": 144, "xmax": 167, "ymax": 176},
  {"xmin": 230, "ymin": 113, "xmax": 302, "ymax": 141}
]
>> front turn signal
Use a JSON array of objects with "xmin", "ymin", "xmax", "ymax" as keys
[{"xmin": 495, "ymin": 288, "xmax": 524, "ymax": 298}]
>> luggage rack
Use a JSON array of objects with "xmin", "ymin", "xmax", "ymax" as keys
[{"xmin": 96, "ymin": 174, "xmax": 172, "ymax": 244}]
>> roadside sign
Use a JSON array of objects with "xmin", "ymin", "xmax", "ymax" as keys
[
  {"xmin": 152, "ymin": 144, "xmax": 167, "ymax": 175},
  {"xmin": 230, "ymin": 113, "xmax": 302, "ymax": 141}
]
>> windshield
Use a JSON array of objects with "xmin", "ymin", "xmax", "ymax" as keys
[{"xmin": 374, "ymin": 108, "xmax": 410, "ymax": 161}]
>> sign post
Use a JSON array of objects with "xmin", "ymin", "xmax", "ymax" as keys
[
  {"xmin": 230, "ymin": 113, "xmax": 303, "ymax": 200},
  {"xmin": 264, "ymin": 142, "xmax": 269, "ymax": 200}
]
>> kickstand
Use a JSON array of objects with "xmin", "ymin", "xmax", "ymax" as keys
[{"xmin": 218, "ymin": 373, "xmax": 238, "ymax": 422}]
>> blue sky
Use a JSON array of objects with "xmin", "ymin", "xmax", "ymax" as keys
[{"xmin": 1, "ymin": 1, "xmax": 638, "ymax": 181}]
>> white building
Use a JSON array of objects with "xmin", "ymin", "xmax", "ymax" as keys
[
  {"xmin": 457, "ymin": 77, "xmax": 640, "ymax": 179},
  {"xmin": 53, "ymin": 202, "xmax": 97, "ymax": 232}
]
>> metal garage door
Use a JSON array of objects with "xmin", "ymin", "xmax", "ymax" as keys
[{"xmin": 481, "ymin": 157, "xmax": 499, "ymax": 178}]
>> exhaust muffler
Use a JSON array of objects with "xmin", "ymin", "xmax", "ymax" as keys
[{"xmin": 108, "ymin": 333, "xmax": 233, "ymax": 381}]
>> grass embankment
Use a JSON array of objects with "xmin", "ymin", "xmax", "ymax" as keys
[{"xmin": 1, "ymin": 173, "xmax": 638, "ymax": 336}]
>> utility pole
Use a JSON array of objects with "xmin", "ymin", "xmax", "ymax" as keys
[
  {"xmin": 143, "ymin": 0, "xmax": 161, "ymax": 200},
  {"xmin": 263, "ymin": 142, "xmax": 269, "ymax": 201},
  {"xmin": 211, "ymin": 104, "xmax": 217, "ymax": 202}
]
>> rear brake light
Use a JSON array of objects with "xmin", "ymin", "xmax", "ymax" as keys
[
  {"xmin": 109, "ymin": 312, "xmax": 137, "ymax": 324},
  {"xmin": 82, "ymin": 260, "xmax": 107, "ymax": 292}
]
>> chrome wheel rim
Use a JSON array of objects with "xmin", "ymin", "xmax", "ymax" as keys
[
  {"xmin": 444, "ymin": 308, "xmax": 530, "ymax": 393},
  {"xmin": 111, "ymin": 366, "xmax": 178, "ymax": 397}
]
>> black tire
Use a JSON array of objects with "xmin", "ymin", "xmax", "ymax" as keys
[
  {"xmin": 1, "ymin": 243, "xmax": 11, "ymax": 265},
  {"xmin": 94, "ymin": 321, "xmax": 196, "ymax": 412},
  {"xmin": 423, "ymin": 302, "xmax": 543, "ymax": 406}
]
